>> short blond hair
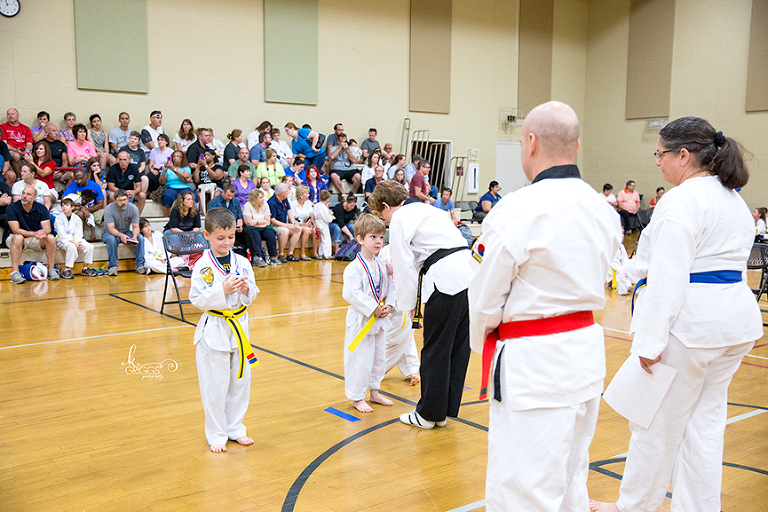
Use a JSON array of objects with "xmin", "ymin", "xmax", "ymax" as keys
[
  {"xmin": 354, "ymin": 213, "xmax": 386, "ymax": 239},
  {"xmin": 368, "ymin": 180, "xmax": 408, "ymax": 216},
  {"xmin": 295, "ymin": 185, "xmax": 309, "ymax": 199}
]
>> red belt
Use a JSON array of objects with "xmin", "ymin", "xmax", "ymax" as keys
[{"xmin": 479, "ymin": 311, "xmax": 595, "ymax": 401}]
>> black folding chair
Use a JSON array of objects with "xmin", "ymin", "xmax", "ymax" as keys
[
  {"xmin": 747, "ymin": 242, "xmax": 768, "ymax": 326},
  {"xmin": 160, "ymin": 231, "xmax": 209, "ymax": 321}
]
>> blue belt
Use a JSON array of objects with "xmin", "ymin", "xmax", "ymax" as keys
[{"xmin": 631, "ymin": 270, "xmax": 742, "ymax": 314}]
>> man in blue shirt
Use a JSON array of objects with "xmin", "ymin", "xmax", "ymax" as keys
[
  {"xmin": 268, "ymin": 182, "xmax": 301, "ymax": 262},
  {"xmin": 432, "ymin": 187, "xmax": 458, "ymax": 225},
  {"xmin": 249, "ymin": 132, "xmax": 271, "ymax": 164}
]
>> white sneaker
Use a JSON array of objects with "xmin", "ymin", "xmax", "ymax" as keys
[
  {"xmin": 400, "ymin": 410, "xmax": 435, "ymax": 429},
  {"xmin": 10, "ymin": 271, "xmax": 26, "ymax": 284},
  {"xmin": 48, "ymin": 268, "xmax": 60, "ymax": 280},
  {"xmin": 108, "ymin": 267, "xmax": 118, "ymax": 276}
]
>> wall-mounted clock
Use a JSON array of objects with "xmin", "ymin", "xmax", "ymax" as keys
[{"xmin": 0, "ymin": 0, "xmax": 20, "ymax": 18}]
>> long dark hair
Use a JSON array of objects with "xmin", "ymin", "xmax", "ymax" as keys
[{"xmin": 659, "ymin": 116, "xmax": 748, "ymax": 190}]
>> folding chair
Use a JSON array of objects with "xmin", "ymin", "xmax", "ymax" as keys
[
  {"xmin": 747, "ymin": 242, "xmax": 768, "ymax": 326},
  {"xmin": 160, "ymin": 231, "xmax": 209, "ymax": 321}
]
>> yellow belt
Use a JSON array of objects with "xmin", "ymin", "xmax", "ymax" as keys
[
  {"xmin": 347, "ymin": 301, "xmax": 385, "ymax": 352},
  {"xmin": 207, "ymin": 306, "xmax": 258, "ymax": 378}
]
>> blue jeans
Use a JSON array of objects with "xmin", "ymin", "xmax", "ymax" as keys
[
  {"xmin": 329, "ymin": 221, "xmax": 354, "ymax": 244},
  {"xmin": 102, "ymin": 230, "xmax": 145, "ymax": 269},
  {"xmin": 303, "ymin": 153, "xmax": 326, "ymax": 173}
]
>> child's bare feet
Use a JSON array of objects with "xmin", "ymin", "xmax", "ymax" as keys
[
  {"xmin": 588, "ymin": 500, "xmax": 620, "ymax": 512},
  {"xmin": 235, "ymin": 436, "xmax": 254, "ymax": 446},
  {"xmin": 370, "ymin": 390, "xmax": 393, "ymax": 406},
  {"xmin": 210, "ymin": 444, "xmax": 227, "ymax": 453},
  {"xmin": 353, "ymin": 399, "xmax": 374, "ymax": 413},
  {"xmin": 408, "ymin": 374, "xmax": 420, "ymax": 386}
]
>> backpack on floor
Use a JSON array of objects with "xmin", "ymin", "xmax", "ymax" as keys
[
  {"xmin": 19, "ymin": 262, "xmax": 48, "ymax": 281},
  {"xmin": 334, "ymin": 240, "xmax": 360, "ymax": 261}
]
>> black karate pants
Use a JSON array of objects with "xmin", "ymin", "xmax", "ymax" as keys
[{"xmin": 416, "ymin": 288, "xmax": 471, "ymax": 422}]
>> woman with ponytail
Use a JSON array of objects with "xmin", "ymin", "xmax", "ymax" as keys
[{"xmin": 591, "ymin": 117, "xmax": 762, "ymax": 512}]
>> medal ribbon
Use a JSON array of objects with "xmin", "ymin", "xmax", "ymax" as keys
[{"xmin": 347, "ymin": 254, "xmax": 384, "ymax": 351}]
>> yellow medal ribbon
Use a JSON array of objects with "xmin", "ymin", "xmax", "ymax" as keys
[{"xmin": 207, "ymin": 306, "xmax": 259, "ymax": 378}]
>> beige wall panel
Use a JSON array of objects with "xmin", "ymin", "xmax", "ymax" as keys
[
  {"xmin": 746, "ymin": 0, "xmax": 768, "ymax": 112},
  {"xmin": 518, "ymin": 0, "xmax": 554, "ymax": 116},
  {"xmin": 409, "ymin": 0, "xmax": 452, "ymax": 114}
]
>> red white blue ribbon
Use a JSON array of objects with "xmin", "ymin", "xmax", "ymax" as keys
[{"xmin": 356, "ymin": 253, "xmax": 382, "ymax": 302}]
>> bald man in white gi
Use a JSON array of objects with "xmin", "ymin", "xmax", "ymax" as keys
[{"xmin": 469, "ymin": 101, "xmax": 622, "ymax": 511}]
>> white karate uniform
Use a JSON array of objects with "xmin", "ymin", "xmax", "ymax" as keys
[
  {"xmin": 142, "ymin": 230, "xmax": 184, "ymax": 274},
  {"xmin": 313, "ymin": 201, "xmax": 333, "ymax": 258},
  {"xmin": 468, "ymin": 169, "xmax": 621, "ymax": 512},
  {"xmin": 342, "ymin": 254, "xmax": 392, "ymax": 401},
  {"xmin": 189, "ymin": 250, "xmax": 260, "ymax": 446},
  {"xmin": 616, "ymin": 175, "xmax": 762, "ymax": 512},
  {"xmin": 379, "ymin": 245, "xmax": 419, "ymax": 378},
  {"xmin": 756, "ymin": 218, "xmax": 766, "ymax": 238},
  {"xmin": 54, "ymin": 213, "xmax": 94, "ymax": 268},
  {"xmin": 610, "ymin": 243, "xmax": 632, "ymax": 295}
]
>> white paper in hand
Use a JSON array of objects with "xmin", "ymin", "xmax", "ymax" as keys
[{"xmin": 602, "ymin": 356, "xmax": 677, "ymax": 429}]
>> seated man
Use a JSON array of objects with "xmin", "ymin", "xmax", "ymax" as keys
[
  {"xmin": 330, "ymin": 193, "xmax": 359, "ymax": 253},
  {"xmin": 63, "ymin": 168, "xmax": 106, "ymax": 242},
  {"xmin": 1, "ymin": 108, "xmax": 33, "ymax": 181},
  {"xmin": 268, "ymin": 182, "xmax": 301, "ymax": 262},
  {"xmin": 432, "ymin": 187, "xmax": 458, "ymax": 225},
  {"xmin": 119, "ymin": 131, "xmax": 150, "ymax": 195},
  {"xmin": 109, "ymin": 112, "xmax": 132, "ymax": 164},
  {"xmin": 616, "ymin": 179, "xmax": 641, "ymax": 232},
  {"xmin": 7, "ymin": 185, "xmax": 60, "ymax": 283},
  {"xmin": 12, "ymin": 163, "xmax": 53, "ymax": 210},
  {"xmin": 107, "ymin": 151, "xmax": 146, "ymax": 213},
  {"xmin": 249, "ymin": 131, "xmax": 271, "ymax": 165},
  {"xmin": 101, "ymin": 189, "xmax": 146, "ymax": 276},
  {"xmin": 363, "ymin": 165, "xmax": 385, "ymax": 202},
  {"xmin": 228, "ymin": 146, "xmax": 256, "ymax": 179},
  {"xmin": 328, "ymin": 133, "xmax": 361, "ymax": 195},
  {"xmin": 409, "ymin": 159, "xmax": 435, "ymax": 205},
  {"xmin": 360, "ymin": 128, "xmax": 381, "ymax": 159}
]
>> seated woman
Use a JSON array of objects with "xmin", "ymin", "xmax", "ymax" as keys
[
  {"xmin": 87, "ymin": 114, "xmax": 110, "ymax": 170},
  {"xmin": 258, "ymin": 176, "xmax": 274, "ymax": 200},
  {"xmin": 474, "ymin": 180, "xmax": 502, "ymax": 220},
  {"xmin": 12, "ymin": 162, "xmax": 53, "ymax": 209},
  {"xmin": 302, "ymin": 164, "xmax": 327, "ymax": 203},
  {"xmin": 173, "ymin": 118, "xmax": 197, "ymax": 153},
  {"xmin": 649, "ymin": 186, "xmax": 665, "ymax": 209},
  {"xmin": 361, "ymin": 152, "xmax": 380, "ymax": 185},
  {"xmin": 158, "ymin": 150, "xmax": 193, "ymax": 216},
  {"xmin": 85, "ymin": 157, "xmax": 105, "ymax": 188},
  {"xmin": 224, "ymin": 129, "xmax": 243, "ymax": 169},
  {"xmin": 232, "ymin": 164, "xmax": 258, "ymax": 208},
  {"xmin": 140, "ymin": 218, "xmax": 183, "ymax": 274},
  {"xmin": 58, "ymin": 112, "xmax": 77, "ymax": 143},
  {"xmin": 193, "ymin": 148, "xmax": 227, "ymax": 214},
  {"xmin": 392, "ymin": 168, "xmax": 408, "ymax": 191},
  {"xmin": 255, "ymin": 148, "xmax": 285, "ymax": 186},
  {"xmin": 164, "ymin": 189, "xmax": 200, "ymax": 232},
  {"xmin": 292, "ymin": 185, "xmax": 315, "ymax": 261},
  {"xmin": 242, "ymin": 189, "xmax": 279, "ymax": 267},
  {"xmin": 67, "ymin": 123, "xmax": 97, "ymax": 189},
  {"xmin": 24, "ymin": 141, "xmax": 58, "ymax": 208}
]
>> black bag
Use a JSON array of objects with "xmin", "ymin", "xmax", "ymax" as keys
[
  {"xmin": 301, "ymin": 131, "xmax": 325, "ymax": 152},
  {"xmin": 334, "ymin": 239, "xmax": 360, "ymax": 261}
]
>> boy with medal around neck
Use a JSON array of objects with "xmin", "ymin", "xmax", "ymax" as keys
[
  {"xmin": 189, "ymin": 207, "xmax": 260, "ymax": 453},
  {"xmin": 341, "ymin": 214, "xmax": 395, "ymax": 413}
]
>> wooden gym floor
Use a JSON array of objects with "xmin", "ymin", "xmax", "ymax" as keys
[{"xmin": 0, "ymin": 256, "xmax": 766, "ymax": 511}]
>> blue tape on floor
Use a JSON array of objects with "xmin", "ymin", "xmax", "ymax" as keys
[
  {"xmin": 463, "ymin": 386, "xmax": 472, "ymax": 390},
  {"xmin": 325, "ymin": 407, "xmax": 361, "ymax": 422}
]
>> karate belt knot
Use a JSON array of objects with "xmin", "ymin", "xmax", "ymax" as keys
[
  {"xmin": 207, "ymin": 306, "xmax": 258, "ymax": 379},
  {"xmin": 631, "ymin": 270, "xmax": 742, "ymax": 314},
  {"xmin": 479, "ymin": 311, "xmax": 595, "ymax": 402}
]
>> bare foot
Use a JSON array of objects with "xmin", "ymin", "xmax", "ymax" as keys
[
  {"xmin": 210, "ymin": 444, "xmax": 227, "ymax": 453},
  {"xmin": 235, "ymin": 436, "xmax": 254, "ymax": 446},
  {"xmin": 353, "ymin": 399, "xmax": 374, "ymax": 413},
  {"xmin": 370, "ymin": 390, "xmax": 393, "ymax": 406},
  {"xmin": 588, "ymin": 500, "xmax": 620, "ymax": 512},
  {"xmin": 408, "ymin": 374, "xmax": 420, "ymax": 386}
]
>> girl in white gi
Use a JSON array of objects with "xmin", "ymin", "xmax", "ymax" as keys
[
  {"xmin": 752, "ymin": 207, "xmax": 766, "ymax": 240},
  {"xmin": 313, "ymin": 190, "xmax": 333, "ymax": 259},
  {"xmin": 189, "ymin": 208, "xmax": 260, "ymax": 453},
  {"xmin": 590, "ymin": 117, "xmax": 762, "ymax": 512},
  {"xmin": 342, "ymin": 214, "xmax": 394, "ymax": 413},
  {"xmin": 139, "ymin": 218, "xmax": 183, "ymax": 274},
  {"xmin": 379, "ymin": 244, "xmax": 420, "ymax": 385},
  {"xmin": 55, "ymin": 197, "xmax": 95, "ymax": 278},
  {"xmin": 369, "ymin": 180, "xmax": 475, "ymax": 429}
]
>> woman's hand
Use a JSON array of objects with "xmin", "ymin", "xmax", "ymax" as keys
[{"xmin": 639, "ymin": 354, "xmax": 662, "ymax": 375}]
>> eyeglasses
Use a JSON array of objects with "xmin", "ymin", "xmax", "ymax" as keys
[{"xmin": 654, "ymin": 149, "xmax": 673, "ymax": 160}]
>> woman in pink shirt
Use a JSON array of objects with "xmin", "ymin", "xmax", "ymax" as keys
[{"xmin": 67, "ymin": 124, "xmax": 97, "ymax": 167}]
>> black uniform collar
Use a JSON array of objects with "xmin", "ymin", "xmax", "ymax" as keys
[{"xmin": 531, "ymin": 164, "xmax": 581, "ymax": 184}]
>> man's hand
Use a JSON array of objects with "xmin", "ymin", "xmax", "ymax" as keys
[
  {"xmin": 119, "ymin": 233, "xmax": 129, "ymax": 244},
  {"xmin": 34, "ymin": 229, "xmax": 46, "ymax": 240},
  {"xmin": 126, "ymin": 189, "xmax": 135, "ymax": 199}
]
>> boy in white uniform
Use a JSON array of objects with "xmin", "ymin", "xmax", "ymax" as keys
[
  {"xmin": 379, "ymin": 244, "xmax": 420, "ymax": 385},
  {"xmin": 189, "ymin": 208, "xmax": 260, "ymax": 453},
  {"xmin": 313, "ymin": 190, "xmax": 333, "ymax": 259},
  {"xmin": 55, "ymin": 197, "xmax": 95, "ymax": 278},
  {"xmin": 342, "ymin": 214, "xmax": 395, "ymax": 413}
]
